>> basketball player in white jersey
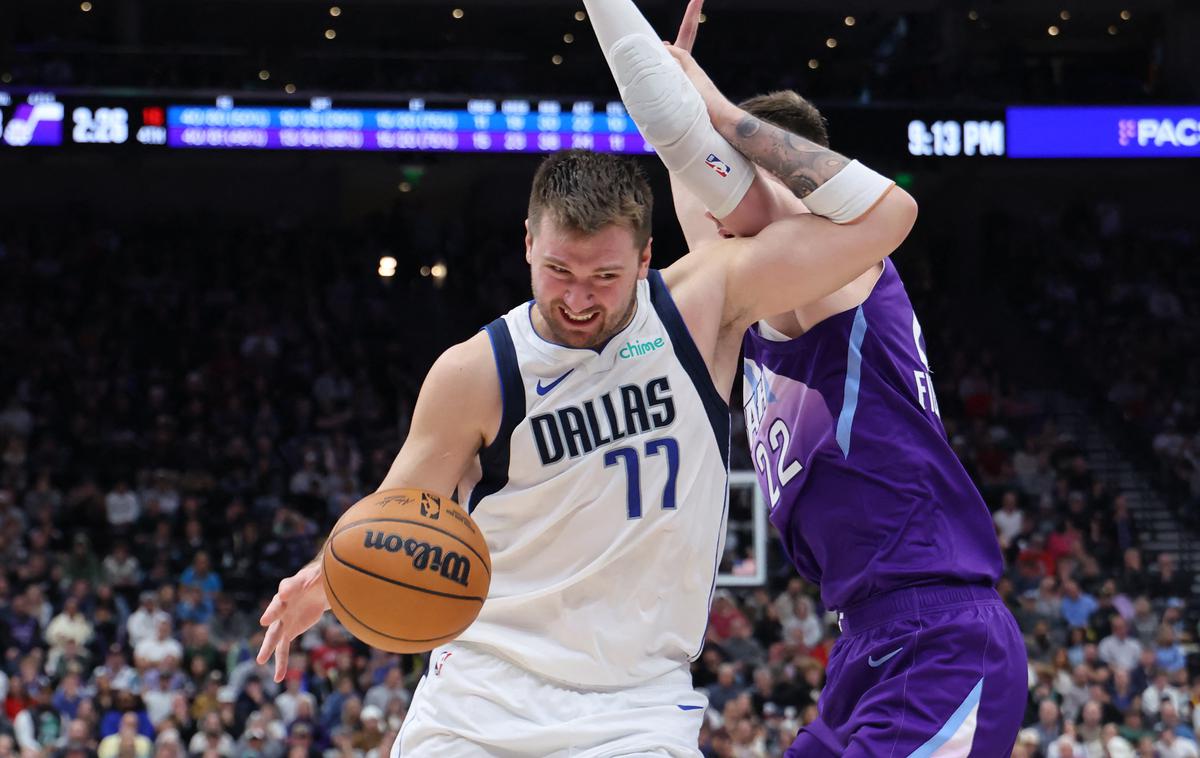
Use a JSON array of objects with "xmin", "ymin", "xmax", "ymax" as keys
[{"xmin": 255, "ymin": 77, "xmax": 916, "ymax": 758}]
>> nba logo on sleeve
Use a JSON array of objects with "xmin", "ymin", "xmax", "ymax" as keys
[{"xmin": 705, "ymin": 154, "xmax": 731, "ymax": 178}]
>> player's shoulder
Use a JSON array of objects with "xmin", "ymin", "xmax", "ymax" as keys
[
  {"xmin": 414, "ymin": 329, "xmax": 503, "ymax": 444},
  {"xmin": 425, "ymin": 331, "xmax": 500, "ymax": 406},
  {"xmin": 438, "ymin": 329, "xmax": 494, "ymax": 369}
]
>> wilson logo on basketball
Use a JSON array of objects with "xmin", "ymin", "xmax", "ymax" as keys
[{"xmin": 362, "ymin": 530, "xmax": 471, "ymax": 587}]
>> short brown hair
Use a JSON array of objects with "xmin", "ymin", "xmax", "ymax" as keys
[
  {"xmin": 738, "ymin": 91, "xmax": 830, "ymax": 148},
  {"xmin": 528, "ymin": 149, "xmax": 653, "ymax": 250}
]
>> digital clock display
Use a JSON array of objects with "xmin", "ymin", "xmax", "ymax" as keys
[{"xmin": 907, "ymin": 119, "xmax": 1006, "ymax": 157}]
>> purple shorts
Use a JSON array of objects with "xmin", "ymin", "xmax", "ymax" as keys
[{"xmin": 786, "ymin": 584, "xmax": 1027, "ymax": 758}]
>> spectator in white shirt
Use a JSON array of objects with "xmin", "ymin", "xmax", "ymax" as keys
[
  {"xmin": 1157, "ymin": 728, "xmax": 1200, "ymax": 758},
  {"xmin": 1099, "ymin": 616, "xmax": 1144, "ymax": 672},
  {"xmin": 134, "ymin": 617, "xmax": 183, "ymax": 669},
  {"xmin": 187, "ymin": 713, "xmax": 234, "ymax": 757},
  {"xmin": 993, "ymin": 491, "xmax": 1025, "ymax": 549},
  {"xmin": 127, "ymin": 591, "xmax": 170, "ymax": 648},
  {"xmin": 782, "ymin": 595, "xmax": 823, "ymax": 649},
  {"xmin": 45, "ymin": 597, "xmax": 94, "ymax": 656},
  {"xmin": 102, "ymin": 541, "xmax": 142, "ymax": 593},
  {"xmin": 104, "ymin": 481, "xmax": 140, "ymax": 528},
  {"xmin": 1144, "ymin": 672, "xmax": 1189, "ymax": 720}
]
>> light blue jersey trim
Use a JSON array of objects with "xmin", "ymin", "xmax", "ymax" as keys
[
  {"xmin": 835, "ymin": 307, "xmax": 869, "ymax": 457},
  {"xmin": 906, "ymin": 677, "xmax": 984, "ymax": 758}
]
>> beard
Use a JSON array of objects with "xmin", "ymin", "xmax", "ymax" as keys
[{"xmin": 530, "ymin": 280, "xmax": 639, "ymax": 350}]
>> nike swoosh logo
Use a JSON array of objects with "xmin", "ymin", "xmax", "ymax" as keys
[
  {"xmin": 536, "ymin": 370, "xmax": 574, "ymax": 396},
  {"xmin": 868, "ymin": 647, "xmax": 903, "ymax": 668}
]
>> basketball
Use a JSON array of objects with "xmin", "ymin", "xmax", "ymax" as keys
[{"xmin": 322, "ymin": 488, "xmax": 491, "ymax": 653}]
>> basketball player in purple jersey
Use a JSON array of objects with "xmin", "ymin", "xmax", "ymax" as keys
[{"xmin": 585, "ymin": 1, "xmax": 1028, "ymax": 755}]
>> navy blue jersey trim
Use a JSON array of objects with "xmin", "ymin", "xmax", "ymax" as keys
[
  {"xmin": 647, "ymin": 270, "xmax": 730, "ymax": 469},
  {"xmin": 468, "ymin": 318, "xmax": 525, "ymax": 514}
]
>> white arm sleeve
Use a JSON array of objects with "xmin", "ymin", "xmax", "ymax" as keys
[{"xmin": 583, "ymin": 0, "xmax": 752, "ymax": 218}]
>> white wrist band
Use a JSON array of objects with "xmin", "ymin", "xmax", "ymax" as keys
[{"xmin": 801, "ymin": 160, "xmax": 895, "ymax": 224}]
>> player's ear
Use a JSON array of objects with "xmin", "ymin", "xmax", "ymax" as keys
[
  {"xmin": 523, "ymin": 217, "xmax": 532, "ymax": 265},
  {"xmin": 637, "ymin": 237, "xmax": 653, "ymax": 279},
  {"xmin": 524, "ymin": 218, "xmax": 534, "ymax": 265}
]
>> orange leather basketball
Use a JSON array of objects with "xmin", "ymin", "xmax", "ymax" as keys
[{"xmin": 322, "ymin": 489, "xmax": 491, "ymax": 653}]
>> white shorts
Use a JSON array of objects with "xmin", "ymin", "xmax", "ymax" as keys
[{"xmin": 391, "ymin": 643, "xmax": 706, "ymax": 757}]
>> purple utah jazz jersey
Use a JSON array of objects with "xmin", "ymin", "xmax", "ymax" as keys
[{"xmin": 742, "ymin": 258, "xmax": 1002, "ymax": 611}]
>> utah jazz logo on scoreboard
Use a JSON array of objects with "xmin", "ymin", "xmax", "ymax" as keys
[{"xmin": 2, "ymin": 94, "xmax": 65, "ymax": 147}]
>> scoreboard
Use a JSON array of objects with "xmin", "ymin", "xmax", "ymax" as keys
[
  {"xmin": 1, "ymin": 89, "xmax": 1196, "ymax": 160},
  {"xmin": 0, "ymin": 91, "xmax": 650, "ymax": 156},
  {"xmin": 167, "ymin": 98, "xmax": 650, "ymax": 154}
]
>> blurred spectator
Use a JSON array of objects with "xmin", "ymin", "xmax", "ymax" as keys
[
  {"xmin": 1032, "ymin": 698, "xmax": 1063, "ymax": 747},
  {"xmin": 126, "ymin": 595, "xmax": 168, "ymax": 650},
  {"xmin": 1143, "ymin": 671, "xmax": 1189, "ymax": 720},
  {"xmin": 1153, "ymin": 625, "xmax": 1187, "ymax": 675},
  {"xmin": 179, "ymin": 553, "xmax": 221, "ymax": 601},
  {"xmin": 187, "ymin": 712, "xmax": 233, "ymax": 756},
  {"xmin": 705, "ymin": 665, "xmax": 743, "ymax": 715},
  {"xmin": 1151, "ymin": 553, "xmax": 1190, "ymax": 600},
  {"xmin": 104, "ymin": 484, "xmax": 140, "ymax": 533},
  {"xmin": 14, "ymin": 678, "xmax": 63, "ymax": 752},
  {"xmin": 1060, "ymin": 581, "xmax": 1098, "ymax": 630},
  {"xmin": 45, "ymin": 600, "xmax": 93, "ymax": 661},
  {"xmin": 1099, "ymin": 616, "xmax": 1143, "ymax": 672},
  {"xmin": 133, "ymin": 619, "xmax": 182, "ymax": 670},
  {"xmin": 362, "ymin": 668, "xmax": 408, "ymax": 715},
  {"xmin": 96, "ymin": 713, "xmax": 151, "ymax": 758},
  {"xmin": 993, "ymin": 491, "xmax": 1024, "ymax": 550},
  {"xmin": 101, "ymin": 544, "xmax": 142, "ymax": 602},
  {"xmin": 721, "ymin": 618, "xmax": 765, "ymax": 669}
]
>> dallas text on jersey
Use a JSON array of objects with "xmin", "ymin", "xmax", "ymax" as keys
[{"xmin": 531, "ymin": 377, "xmax": 675, "ymax": 465}]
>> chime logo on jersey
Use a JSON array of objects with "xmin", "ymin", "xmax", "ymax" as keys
[
  {"xmin": 618, "ymin": 337, "xmax": 664, "ymax": 360},
  {"xmin": 530, "ymin": 377, "xmax": 675, "ymax": 465}
]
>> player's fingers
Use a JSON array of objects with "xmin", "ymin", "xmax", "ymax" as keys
[
  {"xmin": 256, "ymin": 619, "xmax": 280, "ymax": 665},
  {"xmin": 259, "ymin": 593, "xmax": 284, "ymax": 627},
  {"xmin": 273, "ymin": 637, "xmax": 291, "ymax": 683},
  {"xmin": 675, "ymin": 0, "xmax": 704, "ymax": 52}
]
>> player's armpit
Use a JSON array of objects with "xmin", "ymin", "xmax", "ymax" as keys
[
  {"xmin": 721, "ymin": 186, "xmax": 918, "ymax": 328},
  {"xmin": 375, "ymin": 331, "xmax": 500, "ymax": 499}
]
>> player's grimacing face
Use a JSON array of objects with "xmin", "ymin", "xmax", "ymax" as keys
[{"xmin": 525, "ymin": 218, "xmax": 650, "ymax": 349}]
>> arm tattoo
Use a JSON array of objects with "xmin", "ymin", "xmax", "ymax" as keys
[{"xmin": 725, "ymin": 114, "xmax": 851, "ymax": 199}]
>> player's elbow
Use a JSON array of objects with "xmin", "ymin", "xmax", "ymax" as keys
[
  {"xmin": 870, "ymin": 186, "xmax": 918, "ymax": 255},
  {"xmin": 888, "ymin": 186, "xmax": 919, "ymax": 238}
]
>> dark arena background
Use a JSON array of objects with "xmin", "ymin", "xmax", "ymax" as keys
[{"xmin": 1, "ymin": 1, "xmax": 1198, "ymax": 756}]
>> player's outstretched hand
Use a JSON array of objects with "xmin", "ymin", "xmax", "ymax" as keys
[
  {"xmin": 256, "ymin": 562, "xmax": 331, "ymax": 683},
  {"xmin": 663, "ymin": 42, "xmax": 738, "ymax": 127},
  {"xmin": 674, "ymin": 0, "xmax": 704, "ymax": 53}
]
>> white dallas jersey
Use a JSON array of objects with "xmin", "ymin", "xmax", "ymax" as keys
[{"xmin": 458, "ymin": 270, "xmax": 730, "ymax": 689}]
